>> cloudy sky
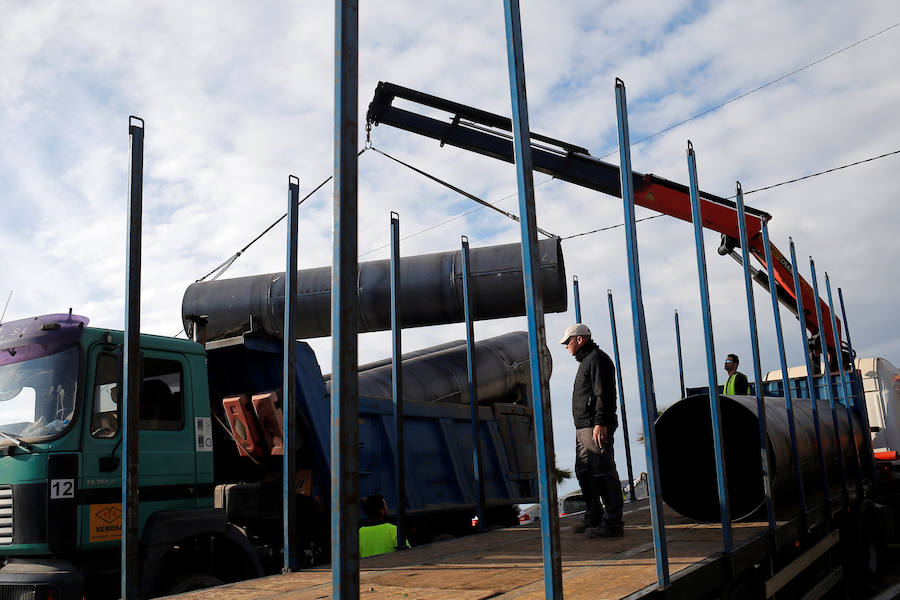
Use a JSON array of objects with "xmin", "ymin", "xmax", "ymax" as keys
[{"xmin": 3, "ymin": 1, "xmax": 899, "ymax": 496}]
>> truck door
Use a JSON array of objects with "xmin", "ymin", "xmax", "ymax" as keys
[{"xmin": 80, "ymin": 347, "xmax": 197, "ymax": 549}]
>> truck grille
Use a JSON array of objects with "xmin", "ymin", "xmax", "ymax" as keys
[
  {"xmin": 0, "ymin": 584, "xmax": 54, "ymax": 600},
  {"xmin": 0, "ymin": 486, "xmax": 12, "ymax": 545}
]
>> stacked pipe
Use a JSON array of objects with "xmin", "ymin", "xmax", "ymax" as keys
[
  {"xmin": 182, "ymin": 238, "xmax": 566, "ymax": 343},
  {"xmin": 655, "ymin": 394, "xmax": 866, "ymax": 522},
  {"xmin": 343, "ymin": 331, "xmax": 550, "ymax": 405}
]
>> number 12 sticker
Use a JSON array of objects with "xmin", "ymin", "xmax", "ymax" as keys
[{"xmin": 50, "ymin": 479, "xmax": 75, "ymax": 499}]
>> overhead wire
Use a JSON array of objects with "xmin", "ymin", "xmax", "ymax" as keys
[
  {"xmin": 596, "ymin": 21, "xmax": 900, "ymax": 160},
  {"xmin": 562, "ymin": 147, "xmax": 900, "ymax": 241}
]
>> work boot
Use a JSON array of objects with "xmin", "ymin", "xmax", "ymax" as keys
[
  {"xmin": 585, "ymin": 525, "xmax": 624, "ymax": 538},
  {"xmin": 571, "ymin": 521, "xmax": 591, "ymax": 534}
]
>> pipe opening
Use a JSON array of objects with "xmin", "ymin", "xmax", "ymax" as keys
[{"xmin": 656, "ymin": 395, "xmax": 771, "ymax": 522}]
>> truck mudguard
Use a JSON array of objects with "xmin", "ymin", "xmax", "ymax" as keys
[{"xmin": 139, "ymin": 508, "xmax": 264, "ymax": 588}]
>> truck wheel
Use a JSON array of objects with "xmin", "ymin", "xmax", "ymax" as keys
[{"xmin": 164, "ymin": 574, "xmax": 225, "ymax": 594}]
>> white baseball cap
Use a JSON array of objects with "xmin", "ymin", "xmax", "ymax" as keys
[{"xmin": 559, "ymin": 323, "xmax": 591, "ymax": 344}]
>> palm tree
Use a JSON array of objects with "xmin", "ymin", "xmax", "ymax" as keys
[{"xmin": 553, "ymin": 466, "xmax": 573, "ymax": 487}]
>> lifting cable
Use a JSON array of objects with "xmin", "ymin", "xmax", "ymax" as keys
[
  {"xmin": 369, "ymin": 146, "xmax": 558, "ymax": 238},
  {"xmin": 194, "ymin": 147, "xmax": 369, "ymax": 284}
]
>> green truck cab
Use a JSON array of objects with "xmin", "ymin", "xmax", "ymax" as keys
[{"xmin": 0, "ymin": 314, "xmax": 262, "ymax": 599}]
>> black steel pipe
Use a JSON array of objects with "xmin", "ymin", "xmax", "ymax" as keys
[
  {"xmin": 347, "ymin": 331, "xmax": 550, "ymax": 406},
  {"xmin": 182, "ymin": 238, "xmax": 566, "ymax": 343},
  {"xmin": 655, "ymin": 394, "xmax": 865, "ymax": 522}
]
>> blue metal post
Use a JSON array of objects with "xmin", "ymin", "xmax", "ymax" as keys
[
  {"xmin": 502, "ymin": 2, "xmax": 562, "ymax": 596},
  {"xmin": 607, "ymin": 290, "xmax": 636, "ymax": 501},
  {"xmin": 283, "ymin": 175, "xmax": 300, "ymax": 572},
  {"xmin": 838, "ymin": 287, "xmax": 878, "ymax": 485},
  {"xmin": 809, "ymin": 258, "xmax": 848, "ymax": 505},
  {"xmin": 615, "ymin": 78, "xmax": 669, "ymax": 587},
  {"xmin": 573, "ymin": 275, "xmax": 582, "ymax": 323},
  {"xmin": 122, "ymin": 115, "xmax": 143, "ymax": 600},
  {"xmin": 825, "ymin": 274, "xmax": 863, "ymax": 491},
  {"xmin": 390, "ymin": 212, "xmax": 406, "ymax": 549},
  {"xmin": 333, "ymin": 0, "xmax": 360, "ymax": 596},
  {"xmin": 686, "ymin": 142, "xmax": 732, "ymax": 552},
  {"xmin": 735, "ymin": 183, "xmax": 775, "ymax": 532},
  {"xmin": 789, "ymin": 239, "xmax": 830, "ymax": 514},
  {"xmin": 674, "ymin": 310, "xmax": 686, "ymax": 400},
  {"xmin": 762, "ymin": 222, "xmax": 807, "ymax": 518},
  {"xmin": 461, "ymin": 236, "xmax": 485, "ymax": 531}
]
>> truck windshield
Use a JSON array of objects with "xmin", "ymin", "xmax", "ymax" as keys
[{"xmin": 0, "ymin": 345, "xmax": 79, "ymax": 444}]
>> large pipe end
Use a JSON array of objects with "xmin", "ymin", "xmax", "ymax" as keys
[{"xmin": 655, "ymin": 395, "xmax": 769, "ymax": 522}]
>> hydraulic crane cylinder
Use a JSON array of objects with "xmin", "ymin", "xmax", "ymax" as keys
[
  {"xmin": 655, "ymin": 393, "xmax": 866, "ymax": 522},
  {"xmin": 182, "ymin": 238, "xmax": 566, "ymax": 343}
]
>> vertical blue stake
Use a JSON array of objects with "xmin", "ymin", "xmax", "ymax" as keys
[
  {"xmin": 391, "ymin": 212, "xmax": 406, "ymax": 549},
  {"xmin": 735, "ymin": 183, "xmax": 775, "ymax": 532},
  {"xmin": 838, "ymin": 288, "xmax": 878, "ymax": 487},
  {"xmin": 825, "ymin": 274, "xmax": 863, "ymax": 493},
  {"xmin": 607, "ymin": 290, "xmax": 636, "ymax": 501},
  {"xmin": 789, "ymin": 239, "xmax": 831, "ymax": 515},
  {"xmin": 615, "ymin": 78, "xmax": 669, "ymax": 587},
  {"xmin": 762, "ymin": 223, "xmax": 807, "ymax": 519},
  {"xmin": 122, "ymin": 115, "xmax": 144, "ymax": 600},
  {"xmin": 573, "ymin": 275, "xmax": 582, "ymax": 323},
  {"xmin": 686, "ymin": 142, "xmax": 732, "ymax": 552},
  {"xmin": 674, "ymin": 310, "xmax": 686, "ymax": 400},
  {"xmin": 283, "ymin": 175, "xmax": 300, "ymax": 572},
  {"xmin": 461, "ymin": 236, "xmax": 485, "ymax": 531},
  {"xmin": 333, "ymin": 0, "xmax": 360, "ymax": 597},
  {"xmin": 502, "ymin": 2, "xmax": 562, "ymax": 596},
  {"xmin": 809, "ymin": 258, "xmax": 848, "ymax": 506}
]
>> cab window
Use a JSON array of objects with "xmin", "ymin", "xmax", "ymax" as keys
[{"xmin": 91, "ymin": 355, "xmax": 184, "ymax": 438}]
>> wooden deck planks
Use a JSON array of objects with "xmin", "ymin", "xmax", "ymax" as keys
[{"xmin": 170, "ymin": 500, "xmax": 771, "ymax": 600}]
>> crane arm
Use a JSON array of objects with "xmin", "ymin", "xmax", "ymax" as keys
[{"xmin": 366, "ymin": 81, "xmax": 841, "ymax": 355}]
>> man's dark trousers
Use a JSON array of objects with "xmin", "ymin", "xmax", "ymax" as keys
[{"xmin": 575, "ymin": 427, "xmax": 623, "ymax": 529}]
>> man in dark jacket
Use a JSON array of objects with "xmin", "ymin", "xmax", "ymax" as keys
[{"xmin": 560, "ymin": 323, "xmax": 624, "ymax": 538}]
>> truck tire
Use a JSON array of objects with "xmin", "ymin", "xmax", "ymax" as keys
[{"xmin": 163, "ymin": 574, "xmax": 226, "ymax": 595}]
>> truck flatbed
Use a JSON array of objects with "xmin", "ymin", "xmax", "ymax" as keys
[{"xmin": 170, "ymin": 500, "xmax": 773, "ymax": 600}]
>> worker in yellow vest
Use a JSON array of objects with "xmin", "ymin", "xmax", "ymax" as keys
[
  {"xmin": 724, "ymin": 354, "xmax": 749, "ymax": 395},
  {"xmin": 359, "ymin": 493, "xmax": 409, "ymax": 558}
]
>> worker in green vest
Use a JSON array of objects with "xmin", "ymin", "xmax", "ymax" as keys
[
  {"xmin": 724, "ymin": 353, "xmax": 749, "ymax": 395},
  {"xmin": 359, "ymin": 493, "xmax": 408, "ymax": 558}
]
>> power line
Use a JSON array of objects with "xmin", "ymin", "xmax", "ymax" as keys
[
  {"xmin": 732, "ymin": 148, "xmax": 900, "ymax": 197},
  {"xmin": 562, "ymin": 215, "xmax": 664, "ymax": 240},
  {"xmin": 562, "ymin": 147, "xmax": 900, "ymax": 241},
  {"xmin": 597, "ymin": 21, "xmax": 900, "ymax": 159}
]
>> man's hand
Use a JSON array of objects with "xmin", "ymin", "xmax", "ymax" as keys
[{"xmin": 592, "ymin": 424, "xmax": 608, "ymax": 448}]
